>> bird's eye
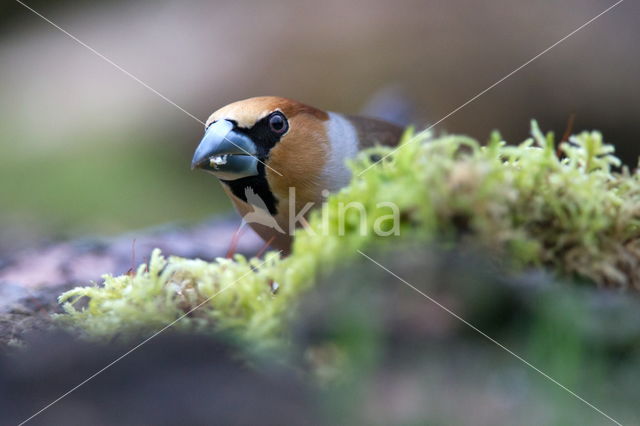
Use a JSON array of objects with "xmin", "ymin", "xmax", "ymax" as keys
[{"xmin": 268, "ymin": 113, "xmax": 288, "ymax": 134}]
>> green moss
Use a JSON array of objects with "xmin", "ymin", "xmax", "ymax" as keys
[{"xmin": 58, "ymin": 122, "xmax": 640, "ymax": 345}]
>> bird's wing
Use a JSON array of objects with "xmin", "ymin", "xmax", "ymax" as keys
[{"xmin": 345, "ymin": 115, "xmax": 405, "ymax": 149}]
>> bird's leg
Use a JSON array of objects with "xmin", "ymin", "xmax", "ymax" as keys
[
  {"xmin": 225, "ymin": 223, "xmax": 247, "ymax": 259},
  {"xmin": 255, "ymin": 236, "xmax": 275, "ymax": 259}
]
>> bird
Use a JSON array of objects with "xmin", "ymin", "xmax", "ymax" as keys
[{"xmin": 191, "ymin": 96, "xmax": 404, "ymax": 253}]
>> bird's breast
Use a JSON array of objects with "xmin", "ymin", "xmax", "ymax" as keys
[{"xmin": 221, "ymin": 184, "xmax": 293, "ymax": 253}]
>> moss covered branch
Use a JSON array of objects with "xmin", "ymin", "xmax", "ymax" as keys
[{"xmin": 58, "ymin": 122, "xmax": 640, "ymax": 346}]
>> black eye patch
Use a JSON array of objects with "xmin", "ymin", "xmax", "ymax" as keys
[{"xmin": 234, "ymin": 112, "xmax": 288, "ymax": 158}]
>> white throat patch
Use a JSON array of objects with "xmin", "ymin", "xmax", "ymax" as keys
[{"xmin": 322, "ymin": 112, "xmax": 359, "ymax": 192}]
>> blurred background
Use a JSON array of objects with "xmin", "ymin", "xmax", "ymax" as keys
[
  {"xmin": 1, "ymin": 3, "xmax": 639, "ymax": 423},
  {"xmin": 1, "ymin": 0, "xmax": 638, "ymax": 253}
]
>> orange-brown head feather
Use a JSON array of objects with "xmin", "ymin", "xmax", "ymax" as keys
[{"xmin": 206, "ymin": 96, "xmax": 328, "ymax": 129}]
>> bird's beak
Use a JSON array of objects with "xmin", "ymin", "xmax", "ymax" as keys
[{"xmin": 191, "ymin": 119, "xmax": 259, "ymax": 180}]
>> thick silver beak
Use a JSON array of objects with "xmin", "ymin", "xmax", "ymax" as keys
[{"xmin": 191, "ymin": 119, "xmax": 259, "ymax": 181}]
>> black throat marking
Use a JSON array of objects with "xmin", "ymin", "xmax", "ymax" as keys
[{"xmin": 221, "ymin": 160, "xmax": 278, "ymax": 215}]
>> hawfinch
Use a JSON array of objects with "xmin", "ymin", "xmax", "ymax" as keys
[{"xmin": 191, "ymin": 96, "xmax": 404, "ymax": 253}]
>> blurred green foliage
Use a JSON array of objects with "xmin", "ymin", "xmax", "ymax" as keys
[
  {"xmin": 0, "ymin": 128, "xmax": 230, "ymax": 246},
  {"xmin": 301, "ymin": 250, "xmax": 640, "ymax": 425}
]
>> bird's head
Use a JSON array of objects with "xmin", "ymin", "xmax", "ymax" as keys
[{"xmin": 191, "ymin": 96, "xmax": 332, "ymax": 212}]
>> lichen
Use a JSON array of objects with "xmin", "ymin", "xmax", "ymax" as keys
[{"xmin": 57, "ymin": 122, "xmax": 640, "ymax": 345}]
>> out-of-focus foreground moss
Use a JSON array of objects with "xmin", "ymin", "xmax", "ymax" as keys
[{"xmin": 57, "ymin": 122, "xmax": 640, "ymax": 348}]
